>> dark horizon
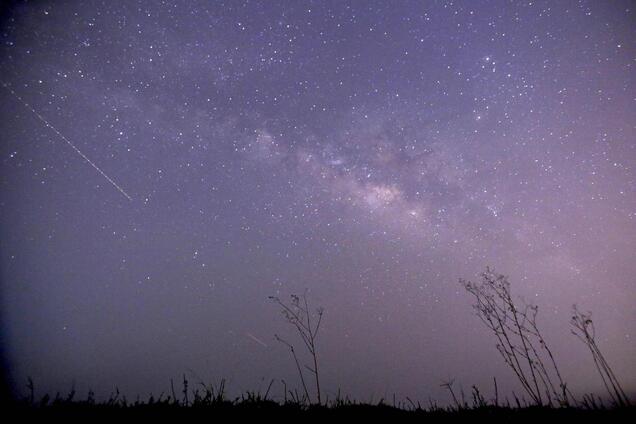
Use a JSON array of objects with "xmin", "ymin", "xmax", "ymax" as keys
[{"xmin": 0, "ymin": 0, "xmax": 634, "ymax": 406}]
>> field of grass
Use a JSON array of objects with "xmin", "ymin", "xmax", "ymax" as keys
[
  {"xmin": 5, "ymin": 273, "xmax": 634, "ymax": 421},
  {"xmin": 6, "ymin": 381, "xmax": 634, "ymax": 421}
]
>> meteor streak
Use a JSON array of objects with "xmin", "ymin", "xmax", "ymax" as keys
[
  {"xmin": 1, "ymin": 81, "xmax": 132, "ymax": 201},
  {"xmin": 246, "ymin": 332, "xmax": 268, "ymax": 348}
]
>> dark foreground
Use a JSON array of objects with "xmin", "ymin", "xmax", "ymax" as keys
[{"xmin": 5, "ymin": 399, "xmax": 635, "ymax": 422}]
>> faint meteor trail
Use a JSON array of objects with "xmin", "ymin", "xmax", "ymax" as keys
[
  {"xmin": 246, "ymin": 332, "xmax": 268, "ymax": 348},
  {"xmin": 1, "ymin": 80, "xmax": 132, "ymax": 201}
]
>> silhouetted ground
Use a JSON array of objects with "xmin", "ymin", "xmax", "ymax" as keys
[{"xmin": 5, "ymin": 398, "xmax": 634, "ymax": 422}]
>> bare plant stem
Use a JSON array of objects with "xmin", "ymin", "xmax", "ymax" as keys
[
  {"xmin": 275, "ymin": 334, "xmax": 311, "ymax": 402},
  {"xmin": 571, "ymin": 306, "xmax": 630, "ymax": 407},
  {"xmin": 460, "ymin": 267, "xmax": 570, "ymax": 406},
  {"xmin": 270, "ymin": 291, "xmax": 324, "ymax": 404}
]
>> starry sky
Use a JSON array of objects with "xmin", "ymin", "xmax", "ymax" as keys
[{"xmin": 0, "ymin": 0, "xmax": 634, "ymax": 403}]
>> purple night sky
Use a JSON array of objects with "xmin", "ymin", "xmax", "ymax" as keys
[{"xmin": 0, "ymin": 1, "xmax": 634, "ymax": 403}]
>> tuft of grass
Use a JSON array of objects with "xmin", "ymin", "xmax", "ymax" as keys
[{"xmin": 8, "ymin": 377, "xmax": 634, "ymax": 421}]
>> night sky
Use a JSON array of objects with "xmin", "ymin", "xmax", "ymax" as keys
[{"xmin": 0, "ymin": 1, "xmax": 634, "ymax": 403}]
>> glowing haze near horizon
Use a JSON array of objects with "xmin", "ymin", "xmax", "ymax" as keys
[{"xmin": 0, "ymin": 1, "xmax": 634, "ymax": 403}]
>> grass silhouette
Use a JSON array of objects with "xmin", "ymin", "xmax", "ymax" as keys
[
  {"xmin": 5, "ymin": 267, "xmax": 634, "ymax": 420},
  {"xmin": 460, "ymin": 267, "xmax": 631, "ymax": 409},
  {"xmin": 7, "ymin": 376, "xmax": 634, "ymax": 421}
]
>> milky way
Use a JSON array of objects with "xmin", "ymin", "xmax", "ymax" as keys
[{"xmin": 0, "ymin": 1, "xmax": 634, "ymax": 402}]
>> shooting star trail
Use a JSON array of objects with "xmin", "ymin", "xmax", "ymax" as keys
[
  {"xmin": 1, "ymin": 80, "xmax": 132, "ymax": 201},
  {"xmin": 246, "ymin": 332, "xmax": 268, "ymax": 348}
]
